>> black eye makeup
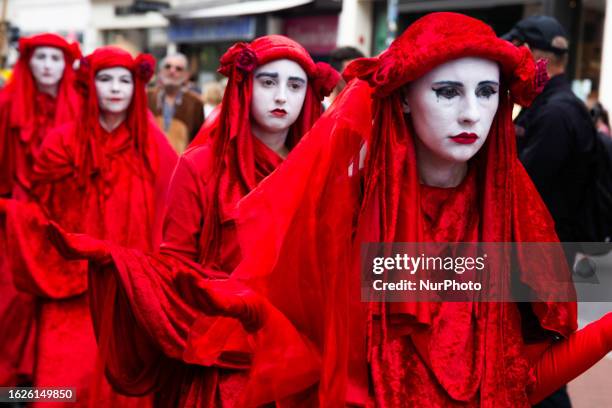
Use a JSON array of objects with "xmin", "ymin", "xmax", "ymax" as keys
[{"xmin": 476, "ymin": 81, "xmax": 499, "ymax": 99}]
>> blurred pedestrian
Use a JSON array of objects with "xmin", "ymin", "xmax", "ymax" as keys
[
  {"xmin": 201, "ymin": 80, "xmax": 223, "ymax": 118},
  {"xmin": 326, "ymin": 46, "xmax": 364, "ymax": 105},
  {"xmin": 148, "ymin": 52, "xmax": 204, "ymax": 153}
]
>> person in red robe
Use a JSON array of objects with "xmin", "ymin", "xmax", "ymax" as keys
[
  {"xmin": 39, "ymin": 35, "xmax": 339, "ymax": 407},
  {"xmin": 0, "ymin": 46, "xmax": 177, "ymax": 407},
  {"xmin": 170, "ymin": 12, "xmax": 610, "ymax": 407},
  {"xmin": 0, "ymin": 33, "xmax": 81, "ymax": 387}
]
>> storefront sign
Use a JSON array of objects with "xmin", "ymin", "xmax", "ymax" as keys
[
  {"xmin": 283, "ymin": 15, "xmax": 338, "ymax": 55},
  {"xmin": 169, "ymin": 17, "xmax": 256, "ymax": 43}
]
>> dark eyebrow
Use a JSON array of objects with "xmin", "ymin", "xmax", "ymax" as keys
[
  {"xmin": 478, "ymin": 80, "xmax": 500, "ymax": 87},
  {"xmin": 255, "ymin": 72, "xmax": 278, "ymax": 79},
  {"xmin": 432, "ymin": 81, "xmax": 463, "ymax": 87},
  {"xmin": 288, "ymin": 77, "xmax": 306, "ymax": 84}
]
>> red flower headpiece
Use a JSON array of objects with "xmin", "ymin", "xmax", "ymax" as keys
[{"xmin": 344, "ymin": 12, "xmax": 544, "ymax": 107}]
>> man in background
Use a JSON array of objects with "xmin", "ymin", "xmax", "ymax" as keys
[
  {"xmin": 504, "ymin": 15, "xmax": 598, "ymax": 408},
  {"xmin": 148, "ymin": 52, "xmax": 204, "ymax": 153},
  {"xmin": 326, "ymin": 46, "xmax": 364, "ymax": 105}
]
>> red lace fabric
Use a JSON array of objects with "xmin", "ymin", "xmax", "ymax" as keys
[
  {"xmin": 85, "ymin": 36, "xmax": 338, "ymax": 407},
  {"xmin": 191, "ymin": 13, "xmax": 581, "ymax": 406},
  {"xmin": 0, "ymin": 33, "xmax": 80, "ymax": 388}
]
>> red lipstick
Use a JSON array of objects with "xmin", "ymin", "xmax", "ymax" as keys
[
  {"xmin": 271, "ymin": 109, "xmax": 287, "ymax": 117},
  {"xmin": 450, "ymin": 132, "xmax": 478, "ymax": 144}
]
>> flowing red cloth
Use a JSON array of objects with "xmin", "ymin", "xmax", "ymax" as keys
[
  {"xmin": 0, "ymin": 33, "xmax": 80, "ymax": 387},
  {"xmin": 85, "ymin": 35, "xmax": 338, "ymax": 407},
  {"xmin": 194, "ymin": 13, "xmax": 581, "ymax": 406},
  {"xmin": 5, "ymin": 46, "xmax": 176, "ymax": 407}
]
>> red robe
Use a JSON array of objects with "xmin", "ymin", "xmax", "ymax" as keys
[
  {"xmin": 0, "ymin": 90, "xmax": 79, "ymax": 386},
  {"xmin": 5, "ymin": 119, "xmax": 176, "ymax": 407},
  {"xmin": 87, "ymin": 137, "xmax": 284, "ymax": 407}
]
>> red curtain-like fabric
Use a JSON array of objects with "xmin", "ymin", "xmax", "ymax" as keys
[{"xmin": 0, "ymin": 33, "xmax": 80, "ymax": 388}]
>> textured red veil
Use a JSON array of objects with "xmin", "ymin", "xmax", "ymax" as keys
[
  {"xmin": 207, "ymin": 12, "xmax": 579, "ymax": 406},
  {"xmin": 0, "ymin": 33, "xmax": 81, "ymax": 195}
]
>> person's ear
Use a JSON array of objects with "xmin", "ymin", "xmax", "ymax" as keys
[{"xmin": 400, "ymin": 87, "xmax": 411, "ymax": 114}]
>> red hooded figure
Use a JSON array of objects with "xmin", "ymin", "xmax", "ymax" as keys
[
  {"xmin": 0, "ymin": 33, "xmax": 80, "ymax": 387},
  {"xmin": 171, "ymin": 12, "xmax": 611, "ymax": 407},
  {"xmin": 3, "ymin": 46, "xmax": 177, "ymax": 407},
  {"xmin": 39, "ymin": 35, "xmax": 339, "ymax": 407}
]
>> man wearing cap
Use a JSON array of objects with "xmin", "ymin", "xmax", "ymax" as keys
[{"xmin": 504, "ymin": 15, "xmax": 597, "ymax": 408}]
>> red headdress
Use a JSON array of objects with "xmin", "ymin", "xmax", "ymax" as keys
[
  {"xmin": 214, "ymin": 12, "xmax": 577, "ymax": 406},
  {"xmin": 5, "ymin": 33, "xmax": 81, "ymax": 131},
  {"xmin": 188, "ymin": 35, "xmax": 339, "ymax": 265},
  {"xmin": 73, "ymin": 46, "xmax": 157, "ymax": 185}
]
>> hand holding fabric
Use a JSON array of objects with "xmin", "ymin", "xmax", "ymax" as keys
[
  {"xmin": 47, "ymin": 220, "xmax": 111, "ymax": 264},
  {"xmin": 175, "ymin": 271, "xmax": 265, "ymax": 333}
]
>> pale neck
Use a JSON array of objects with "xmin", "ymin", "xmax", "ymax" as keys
[
  {"xmin": 251, "ymin": 123, "xmax": 290, "ymax": 159},
  {"xmin": 36, "ymin": 82, "xmax": 59, "ymax": 98},
  {"xmin": 99, "ymin": 110, "xmax": 127, "ymax": 133}
]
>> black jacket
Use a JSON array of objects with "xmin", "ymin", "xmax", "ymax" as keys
[{"xmin": 516, "ymin": 74, "xmax": 596, "ymax": 241}]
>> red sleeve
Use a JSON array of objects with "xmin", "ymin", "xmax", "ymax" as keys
[
  {"xmin": 159, "ymin": 153, "xmax": 207, "ymax": 261},
  {"xmin": 528, "ymin": 312, "xmax": 612, "ymax": 404}
]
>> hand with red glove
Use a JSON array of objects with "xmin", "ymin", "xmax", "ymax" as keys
[
  {"xmin": 175, "ymin": 271, "xmax": 266, "ymax": 333},
  {"xmin": 47, "ymin": 220, "xmax": 111, "ymax": 264}
]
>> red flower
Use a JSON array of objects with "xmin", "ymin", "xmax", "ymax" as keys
[
  {"xmin": 135, "ymin": 54, "xmax": 156, "ymax": 82},
  {"xmin": 218, "ymin": 43, "xmax": 258, "ymax": 81},
  {"xmin": 236, "ymin": 47, "xmax": 258, "ymax": 73},
  {"xmin": 313, "ymin": 62, "xmax": 340, "ymax": 99}
]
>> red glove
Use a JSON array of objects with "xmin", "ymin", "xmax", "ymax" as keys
[
  {"xmin": 175, "ymin": 272, "xmax": 266, "ymax": 333},
  {"xmin": 529, "ymin": 312, "xmax": 612, "ymax": 404},
  {"xmin": 46, "ymin": 220, "xmax": 111, "ymax": 264}
]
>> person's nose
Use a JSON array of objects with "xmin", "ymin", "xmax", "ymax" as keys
[
  {"xmin": 274, "ymin": 84, "xmax": 287, "ymax": 105},
  {"xmin": 459, "ymin": 94, "xmax": 480, "ymax": 125}
]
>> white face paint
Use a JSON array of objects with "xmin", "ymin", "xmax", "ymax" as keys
[
  {"xmin": 29, "ymin": 46, "xmax": 66, "ymax": 88},
  {"xmin": 94, "ymin": 67, "xmax": 134, "ymax": 114},
  {"xmin": 403, "ymin": 57, "xmax": 500, "ymax": 164},
  {"xmin": 250, "ymin": 59, "xmax": 308, "ymax": 136}
]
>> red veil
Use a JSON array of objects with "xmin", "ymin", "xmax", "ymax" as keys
[{"xmin": 201, "ymin": 12, "xmax": 578, "ymax": 406}]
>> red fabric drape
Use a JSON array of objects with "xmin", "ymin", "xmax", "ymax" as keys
[{"xmin": 0, "ymin": 33, "xmax": 80, "ymax": 388}]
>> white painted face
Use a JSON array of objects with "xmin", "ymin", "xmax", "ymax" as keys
[
  {"xmin": 94, "ymin": 67, "xmax": 134, "ymax": 114},
  {"xmin": 250, "ymin": 59, "xmax": 308, "ymax": 135},
  {"xmin": 403, "ymin": 57, "xmax": 500, "ymax": 164},
  {"xmin": 29, "ymin": 46, "xmax": 66, "ymax": 87}
]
